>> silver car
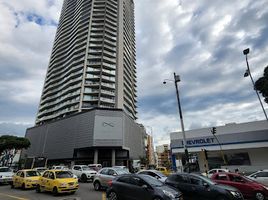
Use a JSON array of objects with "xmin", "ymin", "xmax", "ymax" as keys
[
  {"xmin": 247, "ymin": 170, "xmax": 268, "ymax": 186},
  {"xmin": 93, "ymin": 167, "xmax": 130, "ymax": 190}
]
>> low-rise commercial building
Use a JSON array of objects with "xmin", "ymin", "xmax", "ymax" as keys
[{"xmin": 170, "ymin": 120, "xmax": 268, "ymax": 173}]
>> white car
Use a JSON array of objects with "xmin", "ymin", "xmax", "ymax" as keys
[
  {"xmin": 0, "ymin": 167, "xmax": 14, "ymax": 184},
  {"xmin": 137, "ymin": 170, "xmax": 167, "ymax": 183},
  {"xmin": 247, "ymin": 170, "xmax": 268, "ymax": 186},
  {"xmin": 33, "ymin": 167, "xmax": 47, "ymax": 175},
  {"xmin": 51, "ymin": 165, "xmax": 69, "ymax": 170},
  {"xmin": 72, "ymin": 165, "xmax": 97, "ymax": 182},
  {"xmin": 88, "ymin": 164, "xmax": 102, "ymax": 171},
  {"xmin": 205, "ymin": 168, "xmax": 230, "ymax": 178}
]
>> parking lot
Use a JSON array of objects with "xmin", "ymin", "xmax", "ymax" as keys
[{"xmin": 0, "ymin": 183, "xmax": 105, "ymax": 200}]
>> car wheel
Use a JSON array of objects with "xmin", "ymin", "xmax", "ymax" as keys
[
  {"xmin": 21, "ymin": 183, "xmax": 26, "ymax": 190},
  {"xmin": 81, "ymin": 174, "xmax": 87, "ymax": 183},
  {"xmin": 10, "ymin": 182, "xmax": 14, "ymax": 189},
  {"xmin": 217, "ymin": 195, "xmax": 227, "ymax": 200},
  {"xmin": 52, "ymin": 187, "xmax": 58, "ymax": 196},
  {"xmin": 36, "ymin": 185, "xmax": 41, "ymax": 193},
  {"xmin": 109, "ymin": 191, "xmax": 118, "ymax": 200},
  {"xmin": 70, "ymin": 191, "xmax": 76, "ymax": 195},
  {"xmin": 94, "ymin": 181, "xmax": 101, "ymax": 191},
  {"xmin": 255, "ymin": 192, "xmax": 265, "ymax": 200}
]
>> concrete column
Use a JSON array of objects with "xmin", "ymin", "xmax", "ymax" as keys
[
  {"xmin": 112, "ymin": 149, "xmax": 116, "ymax": 166},
  {"xmin": 94, "ymin": 149, "xmax": 98, "ymax": 164},
  {"xmin": 70, "ymin": 161, "xmax": 75, "ymax": 168}
]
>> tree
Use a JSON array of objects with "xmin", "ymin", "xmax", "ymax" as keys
[
  {"xmin": 138, "ymin": 156, "xmax": 149, "ymax": 167},
  {"xmin": 0, "ymin": 135, "xmax": 30, "ymax": 167},
  {"xmin": 255, "ymin": 66, "xmax": 268, "ymax": 103}
]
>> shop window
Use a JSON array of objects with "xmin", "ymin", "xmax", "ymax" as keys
[{"xmin": 226, "ymin": 153, "xmax": 251, "ymax": 165}]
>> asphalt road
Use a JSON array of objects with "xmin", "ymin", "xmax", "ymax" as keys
[{"xmin": 0, "ymin": 183, "xmax": 105, "ymax": 200}]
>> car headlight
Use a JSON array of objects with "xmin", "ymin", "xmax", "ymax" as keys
[
  {"xmin": 26, "ymin": 179, "xmax": 32, "ymax": 182},
  {"xmin": 263, "ymin": 186, "xmax": 268, "ymax": 191},
  {"xmin": 163, "ymin": 190, "xmax": 176, "ymax": 199},
  {"xmin": 60, "ymin": 183, "xmax": 67, "ymax": 187},
  {"xmin": 230, "ymin": 191, "xmax": 241, "ymax": 197}
]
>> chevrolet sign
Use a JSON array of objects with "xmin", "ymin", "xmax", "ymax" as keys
[{"xmin": 184, "ymin": 137, "xmax": 215, "ymax": 146}]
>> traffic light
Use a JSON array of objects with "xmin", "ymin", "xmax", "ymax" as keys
[{"xmin": 211, "ymin": 127, "xmax": 216, "ymax": 135}]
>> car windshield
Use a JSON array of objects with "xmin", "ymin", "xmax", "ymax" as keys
[
  {"xmin": 141, "ymin": 175, "xmax": 164, "ymax": 187},
  {"xmin": 82, "ymin": 166, "xmax": 90, "ymax": 171},
  {"xmin": 55, "ymin": 171, "xmax": 73, "ymax": 178},
  {"xmin": 26, "ymin": 171, "xmax": 40, "ymax": 177},
  {"xmin": 0, "ymin": 168, "xmax": 12, "ymax": 172},
  {"xmin": 115, "ymin": 168, "xmax": 130, "ymax": 175},
  {"xmin": 200, "ymin": 175, "xmax": 216, "ymax": 185}
]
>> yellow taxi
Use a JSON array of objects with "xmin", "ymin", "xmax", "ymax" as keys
[
  {"xmin": 11, "ymin": 169, "xmax": 40, "ymax": 189},
  {"xmin": 156, "ymin": 167, "xmax": 170, "ymax": 176},
  {"xmin": 36, "ymin": 170, "xmax": 78, "ymax": 195}
]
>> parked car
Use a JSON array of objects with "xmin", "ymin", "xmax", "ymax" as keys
[
  {"xmin": 11, "ymin": 169, "xmax": 40, "ymax": 189},
  {"xmin": 88, "ymin": 164, "xmax": 102, "ymax": 172},
  {"xmin": 211, "ymin": 172, "xmax": 268, "ymax": 200},
  {"xmin": 247, "ymin": 170, "xmax": 268, "ymax": 186},
  {"xmin": 0, "ymin": 167, "xmax": 14, "ymax": 184},
  {"xmin": 165, "ymin": 173, "xmax": 243, "ymax": 200},
  {"xmin": 203, "ymin": 168, "xmax": 230, "ymax": 178},
  {"xmin": 51, "ymin": 166, "xmax": 69, "ymax": 170},
  {"xmin": 106, "ymin": 174, "xmax": 183, "ymax": 200},
  {"xmin": 155, "ymin": 167, "xmax": 170, "ymax": 176},
  {"xmin": 33, "ymin": 167, "xmax": 47, "ymax": 175},
  {"xmin": 113, "ymin": 166, "xmax": 129, "ymax": 172},
  {"xmin": 71, "ymin": 165, "xmax": 97, "ymax": 182},
  {"xmin": 36, "ymin": 170, "xmax": 79, "ymax": 195},
  {"xmin": 137, "ymin": 170, "xmax": 167, "ymax": 183},
  {"xmin": 93, "ymin": 167, "xmax": 130, "ymax": 191}
]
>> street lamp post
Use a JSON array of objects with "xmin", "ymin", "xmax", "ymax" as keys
[
  {"xmin": 243, "ymin": 48, "xmax": 268, "ymax": 120},
  {"xmin": 163, "ymin": 73, "xmax": 189, "ymax": 164}
]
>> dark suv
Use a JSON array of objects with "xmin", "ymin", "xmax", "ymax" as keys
[
  {"xmin": 107, "ymin": 174, "xmax": 183, "ymax": 200},
  {"xmin": 165, "ymin": 173, "xmax": 243, "ymax": 200}
]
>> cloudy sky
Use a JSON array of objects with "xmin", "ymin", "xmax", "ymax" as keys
[{"xmin": 0, "ymin": 0, "xmax": 268, "ymax": 146}]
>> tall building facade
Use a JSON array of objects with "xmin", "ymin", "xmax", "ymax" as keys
[{"xmin": 36, "ymin": 0, "xmax": 137, "ymax": 125}]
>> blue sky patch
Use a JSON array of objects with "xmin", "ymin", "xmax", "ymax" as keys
[{"xmin": 26, "ymin": 13, "xmax": 46, "ymax": 25}]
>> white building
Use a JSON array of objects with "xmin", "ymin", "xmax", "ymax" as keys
[{"xmin": 170, "ymin": 120, "xmax": 268, "ymax": 173}]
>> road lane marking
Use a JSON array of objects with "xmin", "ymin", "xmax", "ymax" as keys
[
  {"xmin": 0, "ymin": 193, "xmax": 29, "ymax": 200},
  {"xmin": 102, "ymin": 192, "xmax": 106, "ymax": 200}
]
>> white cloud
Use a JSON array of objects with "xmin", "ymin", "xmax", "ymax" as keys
[{"xmin": 0, "ymin": 0, "xmax": 268, "ymax": 148}]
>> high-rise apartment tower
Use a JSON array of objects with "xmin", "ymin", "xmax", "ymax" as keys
[{"xmin": 36, "ymin": 0, "xmax": 137, "ymax": 124}]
